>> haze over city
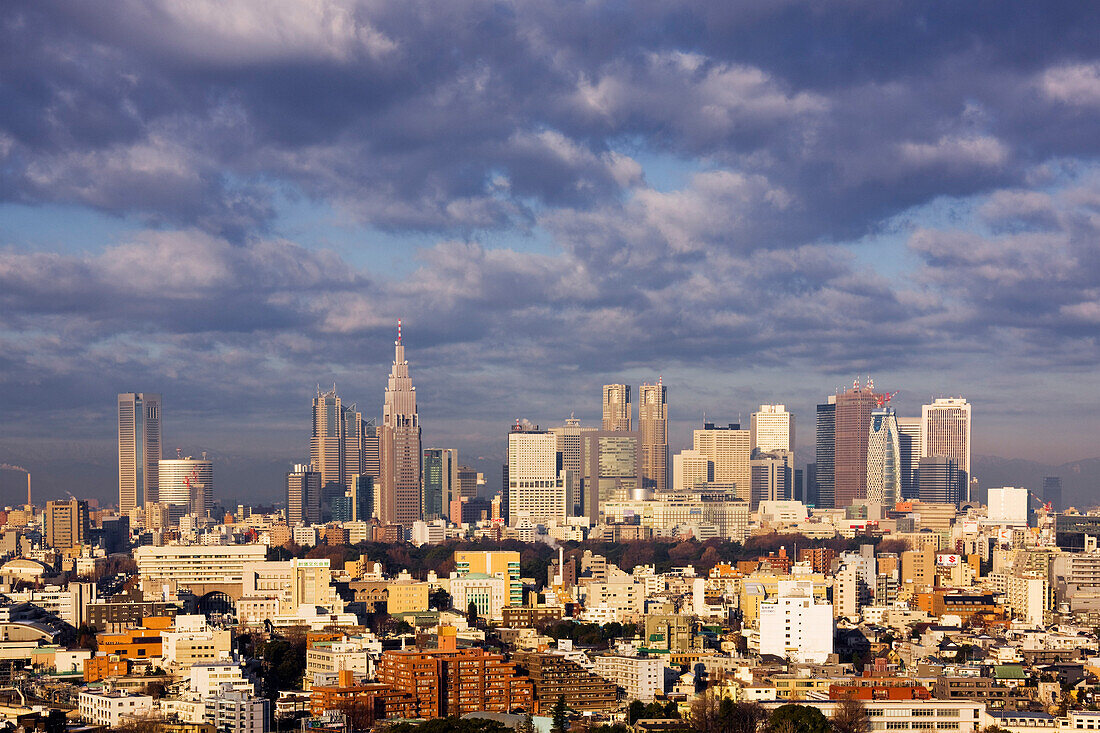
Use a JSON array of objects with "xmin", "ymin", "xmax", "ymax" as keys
[{"xmin": 3, "ymin": 3, "xmax": 1100, "ymax": 505}]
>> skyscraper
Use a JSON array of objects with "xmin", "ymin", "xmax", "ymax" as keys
[
  {"xmin": 693, "ymin": 423, "xmax": 752, "ymax": 502},
  {"xmin": 922, "ymin": 397, "xmax": 971, "ymax": 501},
  {"xmin": 118, "ymin": 392, "xmax": 162, "ymax": 514},
  {"xmin": 507, "ymin": 424, "xmax": 568, "ymax": 526},
  {"xmin": 580, "ymin": 430, "xmax": 641, "ymax": 522},
  {"xmin": 549, "ymin": 418, "xmax": 596, "ymax": 515},
  {"xmin": 601, "ymin": 384, "xmax": 632, "ymax": 431},
  {"xmin": 896, "ymin": 417, "xmax": 922, "ymax": 500},
  {"xmin": 381, "ymin": 321, "xmax": 422, "ymax": 528},
  {"xmin": 866, "ymin": 408, "xmax": 901, "ymax": 507},
  {"xmin": 917, "ymin": 456, "xmax": 959, "ymax": 505},
  {"xmin": 833, "ymin": 380, "xmax": 879, "ymax": 508},
  {"xmin": 458, "ymin": 466, "xmax": 480, "ymax": 499},
  {"xmin": 1043, "ymin": 476, "xmax": 1062, "ymax": 512},
  {"xmin": 159, "ymin": 455, "xmax": 213, "ymax": 522},
  {"xmin": 639, "ymin": 380, "xmax": 669, "ymax": 493},
  {"xmin": 287, "ymin": 463, "xmax": 321, "ymax": 526},
  {"xmin": 45, "ymin": 499, "xmax": 89, "ymax": 551},
  {"xmin": 814, "ymin": 397, "xmax": 836, "ymax": 509},
  {"xmin": 311, "ymin": 387, "xmax": 346, "ymax": 508},
  {"xmin": 750, "ymin": 451, "xmax": 792, "ymax": 510},
  {"xmin": 422, "ymin": 448, "xmax": 458, "ymax": 521},
  {"xmin": 751, "ymin": 404, "xmax": 795, "ymax": 453}
]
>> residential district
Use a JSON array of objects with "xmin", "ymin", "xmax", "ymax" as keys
[{"xmin": 0, "ymin": 330, "xmax": 1097, "ymax": 733}]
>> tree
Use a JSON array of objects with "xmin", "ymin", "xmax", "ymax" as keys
[
  {"xmin": 628, "ymin": 700, "xmax": 647, "ymax": 724},
  {"xmin": 552, "ymin": 694, "xmax": 569, "ymax": 733},
  {"xmin": 766, "ymin": 704, "xmax": 830, "ymax": 733},
  {"xmin": 517, "ymin": 714, "xmax": 536, "ymax": 733},
  {"xmin": 430, "ymin": 587, "xmax": 452, "ymax": 611},
  {"xmin": 74, "ymin": 623, "xmax": 98, "ymax": 651},
  {"xmin": 685, "ymin": 692, "xmax": 764, "ymax": 733},
  {"xmin": 831, "ymin": 697, "xmax": 869, "ymax": 733},
  {"xmin": 468, "ymin": 600, "xmax": 480, "ymax": 626}
]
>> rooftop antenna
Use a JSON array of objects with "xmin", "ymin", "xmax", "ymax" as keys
[{"xmin": 397, "ymin": 319, "xmax": 402, "ymax": 344}]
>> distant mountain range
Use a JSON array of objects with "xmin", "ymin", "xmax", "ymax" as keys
[{"xmin": 972, "ymin": 455, "xmax": 1100, "ymax": 509}]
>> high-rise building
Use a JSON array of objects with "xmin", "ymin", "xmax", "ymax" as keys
[
  {"xmin": 580, "ymin": 431, "xmax": 641, "ymax": 522},
  {"xmin": 896, "ymin": 417, "xmax": 922, "ymax": 500},
  {"xmin": 601, "ymin": 384, "xmax": 632, "ymax": 432},
  {"xmin": 1043, "ymin": 476, "xmax": 1063, "ymax": 512},
  {"xmin": 506, "ymin": 424, "xmax": 569, "ymax": 527},
  {"xmin": 311, "ymin": 386, "xmax": 346, "ymax": 509},
  {"xmin": 693, "ymin": 423, "xmax": 752, "ymax": 502},
  {"xmin": 158, "ymin": 456, "xmax": 213, "ymax": 522},
  {"xmin": 922, "ymin": 397, "xmax": 971, "ymax": 500},
  {"xmin": 118, "ymin": 392, "xmax": 162, "ymax": 514},
  {"xmin": 45, "ymin": 499, "xmax": 89, "ymax": 551},
  {"xmin": 287, "ymin": 464, "xmax": 321, "ymax": 526},
  {"xmin": 672, "ymin": 450, "xmax": 714, "ymax": 493},
  {"xmin": 639, "ymin": 380, "xmax": 669, "ymax": 493},
  {"xmin": 865, "ymin": 408, "xmax": 901, "ymax": 507},
  {"xmin": 751, "ymin": 404, "xmax": 795, "ymax": 453},
  {"xmin": 457, "ymin": 466, "xmax": 480, "ymax": 500},
  {"xmin": 833, "ymin": 381, "xmax": 879, "ymax": 508},
  {"xmin": 750, "ymin": 451, "xmax": 792, "ymax": 510},
  {"xmin": 549, "ymin": 418, "xmax": 597, "ymax": 515},
  {"xmin": 814, "ymin": 397, "xmax": 836, "ymax": 509},
  {"xmin": 381, "ymin": 321, "xmax": 422, "ymax": 528},
  {"xmin": 917, "ymin": 456, "xmax": 959, "ymax": 505},
  {"xmin": 422, "ymin": 448, "xmax": 458, "ymax": 521}
]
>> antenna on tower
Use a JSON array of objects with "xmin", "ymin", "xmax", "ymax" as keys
[{"xmin": 397, "ymin": 319, "xmax": 402, "ymax": 344}]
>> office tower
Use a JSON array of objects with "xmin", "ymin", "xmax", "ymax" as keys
[
  {"xmin": 380, "ymin": 321, "xmax": 423, "ymax": 528},
  {"xmin": 917, "ymin": 456, "xmax": 959, "ymax": 505},
  {"xmin": 457, "ymin": 466, "xmax": 480, "ymax": 499},
  {"xmin": 363, "ymin": 421, "xmax": 380, "ymax": 480},
  {"xmin": 287, "ymin": 464, "xmax": 321, "ymax": 526},
  {"xmin": 814, "ymin": 397, "xmax": 836, "ymax": 509},
  {"xmin": 549, "ymin": 418, "xmax": 597, "ymax": 515},
  {"xmin": 422, "ymin": 448, "xmax": 458, "ymax": 521},
  {"xmin": 672, "ymin": 450, "xmax": 714, "ymax": 493},
  {"xmin": 580, "ymin": 430, "xmax": 642, "ymax": 522},
  {"xmin": 896, "ymin": 417, "xmax": 922, "ymax": 500},
  {"xmin": 158, "ymin": 456, "xmax": 214, "ymax": 522},
  {"xmin": 865, "ymin": 408, "xmax": 901, "ymax": 507},
  {"xmin": 45, "ymin": 499, "xmax": 89, "ymax": 551},
  {"xmin": 750, "ymin": 451, "xmax": 792, "ymax": 510},
  {"xmin": 639, "ymin": 380, "xmax": 669, "ymax": 493},
  {"xmin": 1043, "ymin": 476, "xmax": 1063, "ymax": 512},
  {"xmin": 988, "ymin": 487, "xmax": 1029, "ymax": 524},
  {"xmin": 601, "ymin": 384, "xmax": 632, "ymax": 431},
  {"xmin": 693, "ymin": 423, "xmax": 752, "ymax": 502},
  {"xmin": 793, "ymin": 468, "xmax": 804, "ymax": 503},
  {"xmin": 833, "ymin": 380, "xmax": 879, "ymax": 508},
  {"xmin": 507, "ymin": 424, "xmax": 569, "ymax": 526},
  {"xmin": 751, "ymin": 404, "xmax": 795, "ymax": 453},
  {"xmin": 804, "ymin": 464, "xmax": 816, "ymax": 505},
  {"xmin": 118, "ymin": 392, "xmax": 162, "ymax": 514},
  {"xmin": 311, "ymin": 386, "xmax": 346, "ymax": 511},
  {"xmin": 922, "ymin": 397, "xmax": 971, "ymax": 500}
]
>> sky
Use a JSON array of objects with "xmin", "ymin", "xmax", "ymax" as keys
[{"xmin": 2, "ymin": 1, "xmax": 1100, "ymax": 504}]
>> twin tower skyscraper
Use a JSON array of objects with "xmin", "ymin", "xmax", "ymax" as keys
[
  {"xmin": 602, "ymin": 381, "xmax": 670, "ymax": 494},
  {"xmin": 301, "ymin": 322, "xmax": 421, "ymax": 527}
]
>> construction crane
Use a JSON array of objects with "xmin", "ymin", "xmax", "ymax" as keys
[{"xmin": 874, "ymin": 391, "xmax": 899, "ymax": 408}]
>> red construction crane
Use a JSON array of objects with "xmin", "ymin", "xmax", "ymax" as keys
[{"xmin": 875, "ymin": 391, "xmax": 899, "ymax": 407}]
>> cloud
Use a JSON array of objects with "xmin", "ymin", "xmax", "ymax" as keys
[{"xmin": 1040, "ymin": 63, "xmax": 1100, "ymax": 107}]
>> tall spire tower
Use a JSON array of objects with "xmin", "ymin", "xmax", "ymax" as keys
[{"xmin": 381, "ymin": 320, "xmax": 422, "ymax": 528}]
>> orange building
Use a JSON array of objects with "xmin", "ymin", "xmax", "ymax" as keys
[
  {"xmin": 96, "ymin": 616, "xmax": 172, "ymax": 660},
  {"xmin": 83, "ymin": 654, "xmax": 130, "ymax": 682},
  {"xmin": 310, "ymin": 670, "xmax": 415, "ymax": 723},
  {"xmin": 378, "ymin": 627, "xmax": 533, "ymax": 717}
]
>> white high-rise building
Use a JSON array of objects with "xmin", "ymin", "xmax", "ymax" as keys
[
  {"xmin": 757, "ymin": 580, "xmax": 834, "ymax": 663},
  {"xmin": 750, "ymin": 405, "xmax": 795, "ymax": 453},
  {"xmin": 693, "ymin": 424, "xmax": 752, "ymax": 502},
  {"xmin": 159, "ymin": 456, "xmax": 213, "ymax": 522},
  {"xmin": 672, "ymin": 450, "xmax": 714, "ymax": 493},
  {"xmin": 987, "ymin": 487, "xmax": 1029, "ymax": 525},
  {"xmin": 507, "ymin": 427, "xmax": 569, "ymax": 526},
  {"xmin": 866, "ymin": 408, "xmax": 901, "ymax": 507},
  {"xmin": 118, "ymin": 392, "xmax": 162, "ymax": 514},
  {"xmin": 922, "ymin": 397, "xmax": 971, "ymax": 481}
]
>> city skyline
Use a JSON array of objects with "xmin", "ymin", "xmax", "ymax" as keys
[{"xmin": 2, "ymin": 3, "xmax": 1100, "ymax": 504}]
